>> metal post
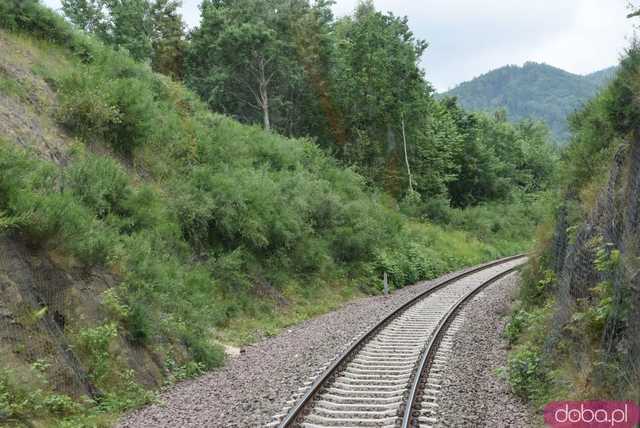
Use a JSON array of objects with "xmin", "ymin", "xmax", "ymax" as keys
[{"xmin": 383, "ymin": 272, "xmax": 389, "ymax": 296}]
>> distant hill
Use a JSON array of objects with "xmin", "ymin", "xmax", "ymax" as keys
[
  {"xmin": 584, "ymin": 66, "xmax": 618, "ymax": 86},
  {"xmin": 442, "ymin": 62, "xmax": 617, "ymax": 141}
]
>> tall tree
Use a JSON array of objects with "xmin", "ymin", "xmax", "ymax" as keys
[
  {"xmin": 187, "ymin": 0, "xmax": 296, "ymax": 131},
  {"xmin": 330, "ymin": 1, "xmax": 434, "ymax": 195},
  {"xmin": 150, "ymin": 0, "xmax": 186, "ymax": 79},
  {"xmin": 106, "ymin": 0, "xmax": 152, "ymax": 61},
  {"xmin": 62, "ymin": 0, "xmax": 184, "ymax": 66},
  {"xmin": 60, "ymin": 0, "xmax": 110, "ymax": 36},
  {"xmin": 290, "ymin": 0, "xmax": 345, "ymax": 145}
]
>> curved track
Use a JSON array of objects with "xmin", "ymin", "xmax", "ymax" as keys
[{"xmin": 273, "ymin": 255, "xmax": 526, "ymax": 428}]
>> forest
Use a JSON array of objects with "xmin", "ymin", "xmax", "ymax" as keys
[
  {"xmin": 48, "ymin": 0, "xmax": 559, "ymax": 204},
  {"xmin": 2, "ymin": 0, "xmax": 633, "ymax": 427}
]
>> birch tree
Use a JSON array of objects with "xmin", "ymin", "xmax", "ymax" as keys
[{"xmin": 186, "ymin": 0, "xmax": 309, "ymax": 132}]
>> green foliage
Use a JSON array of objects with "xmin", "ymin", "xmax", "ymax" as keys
[
  {"xmin": 94, "ymin": 369, "xmax": 156, "ymax": 414},
  {"xmin": 0, "ymin": 0, "xmax": 97, "ymax": 59},
  {"xmin": 500, "ymin": 299, "xmax": 559, "ymax": 405},
  {"xmin": 505, "ymin": 344, "xmax": 550, "ymax": 402},
  {"xmin": 184, "ymin": 0, "xmax": 559, "ymax": 204},
  {"xmin": 504, "ymin": 302, "xmax": 553, "ymax": 346},
  {"xmin": 76, "ymin": 323, "xmax": 119, "ymax": 384},
  {"xmin": 164, "ymin": 358, "xmax": 205, "ymax": 383},
  {"xmin": 57, "ymin": 60, "xmax": 156, "ymax": 153},
  {"xmin": 122, "ymin": 302, "xmax": 151, "ymax": 345},
  {"xmin": 150, "ymin": 0, "xmax": 186, "ymax": 78},
  {"xmin": 60, "ymin": 0, "xmax": 186, "ymax": 72},
  {"xmin": 564, "ymin": 88, "xmax": 622, "ymax": 193},
  {"xmin": 61, "ymin": 0, "xmax": 153, "ymax": 61},
  {"xmin": 443, "ymin": 99, "xmax": 559, "ymax": 208},
  {"xmin": 504, "ymin": 309, "xmax": 529, "ymax": 345},
  {"xmin": 0, "ymin": 74, "xmax": 27, "ymax": 99},
  {"xmin": 505, "ymin": 38, "xmax": 640, "ymax": 409},
  {"xmin": 0, "ymin": 361, "xmax": 153, "ymax": 428},
  {"xmin": 0, "ymin": 141, "xmax": 113, "ymax": 264},
  {"xmin": 0, "ymin": 3, "xmax": 556, "ymax": 425},
  {"xmin": 604, "ymin": 40, "xmax": 640, "ymax": 135},
  {"xmin": 186, "ymin": 0, "xmax": 325, "ymax": 134},
  {"xmin": 180, "ymin": 330, "xmax": 225, "ymax": 368},
  {"xmin": 518, "ymin": 268, "xmax": 555, "ymax": 308},
  {"xmin": 444, "ymin": 62, "xmax": 617, "ymax": 142},
  {"xmin": 0, "ymin": 364, "xmax": 82, "ymax": 424},
  {"xmin": 66, "ymin": 154, "xmax": 131, "ymax": 218},
  {"xmin": 330, "ymin": 2, "xmax": 433, "ymax": 193},
  {"xmin": 374, "ymin": 221, "xmax": 498, "ymax": 290},
  {"xmin": 594, "ymin": 246, "xmax": 621, "ymax": 273}
]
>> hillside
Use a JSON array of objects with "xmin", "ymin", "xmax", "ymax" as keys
[
  {"xmin": 584, "ymin": 65, "xmax": 618, "ymax": 86},
  {"xmin": 504, "ymin": 45, "xmax": 640, "ymax": 409},
  {"xmin": 443, "ymin": 62, "xmax": 617, "ymax": 141}
]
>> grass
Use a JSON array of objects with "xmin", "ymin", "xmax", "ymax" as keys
[
  {"xmin": 216, "ymin": 219, "xmax": 532, "ymax": 346},
  {"xmin": 214, "ymin": 279, "xmax": 362, "ymax": 345},
  {"xmin": 0, "ymin": 75, "xmax": 27, "ymax": 99}
]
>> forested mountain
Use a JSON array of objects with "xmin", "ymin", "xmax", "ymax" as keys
[
  {"xmin": 584, "ymin": 65, "xmax": 618, "ymax": 86},
  {"xmin": 443, "ymin": 62, "xmax": 617, "ymax": 141}
]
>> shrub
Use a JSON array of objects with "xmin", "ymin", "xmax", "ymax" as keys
[
  {"xmin": 0, "ymin": 365, "xmax": 81, "ymax": 422},
  {"xmin": 56, "ymin": 69, "xmax": 123, "ymax": 142},
  {"xmin": 421, "ymin": 195, "xmax": 453, "ymax": 224},
  {"xmin": 504, "ymin": 309, "xmax": 529, "ymax": 345},
  {"xmin": 76, "ymin": 323, "xmax": 119, "ymax": 384},
  {"xmin": 180, "ymin": 331, "xmax": 225, "ymax": 369},
  {"xmin": 66, "ymin": 154, "xmax": 131, "ymax": 219},
  {"xmin": 123, "ymin": 302, "xmax": 151, "ymax": 345},
  {"xmin": 0, "ymin": 142, "xmax": 115, "ymax": 264},
  {"xmin": 506, "ymin": 344, "xmax": 549, "ymax": 402},
  {"xmin": 57, "ymin": 68, "xmax": 156, "ymax": 153}
]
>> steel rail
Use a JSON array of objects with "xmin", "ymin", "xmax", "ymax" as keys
[
  {"xmin": 277, "ymin": 254, "xmax": 526, "ymax": 427},
  {"xmin": 400, "ymin": 264, "xmax": 521, "ymax": 427}
]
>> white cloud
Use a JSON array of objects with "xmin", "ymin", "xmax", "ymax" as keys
[{"xmin": 40, "ymin": 0, "xmax": 635, "ymax": 91}]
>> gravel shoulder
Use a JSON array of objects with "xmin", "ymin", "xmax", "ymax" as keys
[
  {"xmin": 434, "ymin": 273, "xmax": 534, "ymax": 427},
  {"xmin": 118, "ymin": 266, "xmax": 486, "ymax": 428},
  {"xmin": 118, "ymin": 263, "xmax": 529, "ymax": 428}
]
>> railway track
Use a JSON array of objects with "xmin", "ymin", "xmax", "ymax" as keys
[{"xmin": 271, "ymin": 255, "xmax": 526, "ymax": 428}]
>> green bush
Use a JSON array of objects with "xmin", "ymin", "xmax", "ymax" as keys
[
  {"xmin": 180, "ymin": 330, "xmax": 225, "ymax": 369},
  {"xmin": 0, "ymin": 365, "xmax": 82, "ymax": 423},
  {"xmin": 123, "ymin": 302, "xmax": 151, "ymax": 345},
  {"xmin": 66, "ymin": 154, "xmax": 131, "ymax": 219},
  {"xmin": 506, "ymin": 344, "xmax": 550, "ymax": 402},
  {"xmin": 57, "ymin": 67, "xmax": 156, "ymax": 153},
  {"xmin": 76, "ymin": 323, "xmax": 119, "ymax": 384},
  {"xmin": 504, "ymin": 309, "xmax": 529, "ymax": 345},
  {"xmin": 518, "ymin": 269, "xmax": 555, "ymax": 308},
  {"xmin": 0, "ymin": 0, "xmax": 97, "ymax": 60}
]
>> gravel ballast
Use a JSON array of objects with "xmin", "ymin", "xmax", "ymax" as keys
[
  {"xmin": 118, "ymin": 264, "xmax": 528, "ymax": 428},
  {"xmin": 432, "ymin": 273, "xmax": 534, "ymax": 427}
]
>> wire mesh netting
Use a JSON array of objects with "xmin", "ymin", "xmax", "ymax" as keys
[{"xmin": 0, "ymin": 235, "xmax": 96, "ymax": 398}]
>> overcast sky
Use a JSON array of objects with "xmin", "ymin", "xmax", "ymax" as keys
[{"xmin": 42, "ymin": 0, "xmax": 635, "ymax": 92}]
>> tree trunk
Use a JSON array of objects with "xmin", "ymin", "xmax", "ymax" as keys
[
  {"xmin": 261, "ymin": 87, "xmax": 270, "ymax": 132},
  {"xmin": 401, "ymin": 113, "xmax": 414, "ymax": 193},
  {"xmin": 257, "ymin": 55, "xmax": 271, "ymax": 132}
]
